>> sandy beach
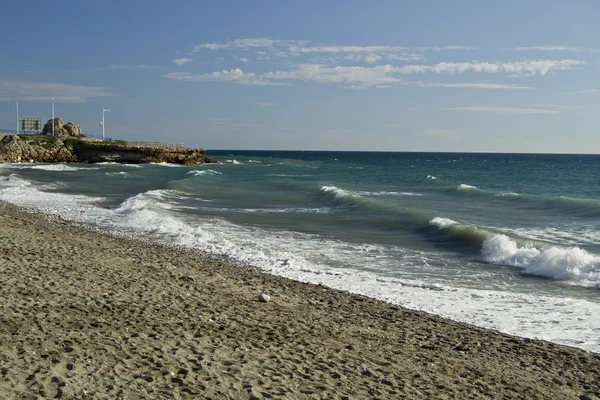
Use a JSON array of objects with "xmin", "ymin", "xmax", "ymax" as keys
[{"xmin": 0, "ymin": 201, "xmax": 599, "ymax": 399}]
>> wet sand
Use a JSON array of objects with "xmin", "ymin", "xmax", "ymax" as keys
[{"xmin": 1, "ymin": 201, "xmax": 599, "ymax": 399}]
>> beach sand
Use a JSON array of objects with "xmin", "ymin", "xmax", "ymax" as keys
[{"xmin": 1, "ymin": 201, "xmax": 599, "ymax": 399}]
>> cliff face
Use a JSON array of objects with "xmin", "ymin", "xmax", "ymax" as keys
[{"xmin": 0, "ymin": 135, "xmax": 214, "ymax": 165}]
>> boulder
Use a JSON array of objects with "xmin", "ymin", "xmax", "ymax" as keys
[
  {"xmin": 63, "ymin": 122, "xmax": 82, "ymax": 136},
  {"xmin": 43, "ymin": 118, "xmax": 67, "ymax": 136}
]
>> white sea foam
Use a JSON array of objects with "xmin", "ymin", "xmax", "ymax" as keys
[
  {"xmin": 98, "ymin": 162, "xmax": 142, "ymax": 168},
  {"xmin": 30, "ymin": 164, "xmax": 94, "ymax": 171},
  {"xmin": 150, "ymin": 162, "xmax": 184, "ymax": 167},
  {"xmin": 458, "ymin": 184, "xmax": 478, "ymax": 190},
  {"xmin": 429, "ymin": 217, "xmax": 458, "ymax": 230},
  {"xmin": 482, "ymin": 234, "xmax": 600, "ymax": 285},
  {"xmin": 186, "ymin": 169, "xmax": 222, "ymax": 176},
  {"xmin": 359, "ymin": 191, "xmax": 423, "ymax": 197},
  {"xmin": 106, "ymin": 171, "xmax": 130, "ymax": 177},
  {"xmin": 427, "ymin": 175, "xmax": 437, "ymax": 180},
  {"xmin": 225, "ymin": 159, "xmax": 240, "ymax": 164}
]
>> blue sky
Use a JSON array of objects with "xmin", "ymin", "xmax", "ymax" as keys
[{"xmin": 1, "ymin": 0, "xmax": 598, "ymax": 152}]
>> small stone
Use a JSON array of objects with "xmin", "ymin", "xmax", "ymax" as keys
[{"xmin": 258, "ymin": 293, "xmax": 271, "ymax": 303}]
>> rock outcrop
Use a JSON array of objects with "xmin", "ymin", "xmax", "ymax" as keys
[
  {"xmin": 0, "ymin": 135, "xmax": 77, "ymax": 163},
  {"xmin": 0, "ymin": 135, "xmax": 215, "ymax": 165},
  {"xmin": 63, "ymin": 122, "xmax": 82, "ymax": 136},
  {"xmin": 42, "ymin": 119, "xmax": 82, "ymax": 137},
  {"xmin": 42, "ymin": 118, "xmax": 67, "ymax": 136}
]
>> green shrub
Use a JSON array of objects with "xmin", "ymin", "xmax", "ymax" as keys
[{"xmin": 38, "ymin": 135, "xmax": 59, "ymax": 149}]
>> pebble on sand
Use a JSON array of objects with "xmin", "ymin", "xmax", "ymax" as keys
[{"xmin": 257, "ymin": 293, "xmax": 271, "ymax": 303}]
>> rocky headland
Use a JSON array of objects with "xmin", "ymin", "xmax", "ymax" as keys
[{"xmin": 0, "ymin": 134, "xmax": 215, "ymax": 165}]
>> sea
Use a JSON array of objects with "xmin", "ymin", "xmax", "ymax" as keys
[{"xmin": 1, "ymin": 151, "xmax": 599, "ymax": 352}]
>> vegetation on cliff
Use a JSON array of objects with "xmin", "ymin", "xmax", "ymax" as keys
[{"xmin": 0, "ymin": 135, "xmax": 214, "ymax": 165}]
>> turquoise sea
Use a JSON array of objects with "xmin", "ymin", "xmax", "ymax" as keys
[{"xmin": 1, "ymin": 151, "xmax": 599, "ymax": 352}]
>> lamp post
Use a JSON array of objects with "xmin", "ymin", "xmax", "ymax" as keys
[
  {"xmin": 13, "ymin": 102, "xmax": 19, "ymax": 135},
  {"xmin": 101, "ymin": 107, "xmax": 109, "ymax": 140},
  {"xmin": 52, "ymin": 98, "xmax": 55, "ymax": 136}
]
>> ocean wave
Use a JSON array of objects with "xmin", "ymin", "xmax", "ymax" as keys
[
  {"xmin": 458, "ymin": 184, "xmax": 478, "ymax": 190},
  {"xmin": 429, "ymin": 217, "xmax": 458, "ymax": 230},
  {"xmin": 427, "ymin": 175, "xmax": 437, "ymax": 180},
  {"xmin": 430, "ymin": 216, "xmax": 600, "ymax": 286},
  {"xmin": 482, "ymin": 234, "xmax": 600, "ymax": 286},
  {"xmin": 320, "ymin": 185, "xmax": 356, "ymax": 199}
]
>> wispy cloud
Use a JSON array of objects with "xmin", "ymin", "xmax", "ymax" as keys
[
  {"xmin": 192, "ymin": 38, "xmax": 475, "ymax": 64},
  {"xmin": 0, "ymin": 80, "xmax": 116, "ymax": 102},
  {"xmin": 393, "ymin": 60, "xmax": 584, "ymax": 75},
  {"xmin": 168, "ymin": 59, "xmax": 582, "ymax": 89},
  {"xmin": 194, "ymin": 38, "xmax": 308, "ymax": 52},
  {"xmin": 109, "ymin": 64, "xmax": 162, "ymax": 70},
  {"xmin": 502, "ymin": 45, "xmax": 598, "ymax": 53},
  {"xmin": 568, "ymin": 89, "xmax": 598, "ymax": 95},
  {"xmin": 530, "ymin": 104, "xmax": 590, "ymax": 110},
  {"xmin": 418, "ymin": 82, "xmax": 532, "ymax": 89},
  {"xmin": 164, "ymin": 69, "xmax": 287, "ymax": 86},
  {"xmin": 263, "ymin": 64, "xmax": 401, "ymax": 88},
  {"xmin": 446, "ymin": 107, "xmax": 560, "ymax": 115},
  {"xmin": 418, "ymin": 46, "xmax": 475, "ymax": 51},
  {"xmin": 172, "ymin": 58, "xmax": 192, "ymax": 66}
]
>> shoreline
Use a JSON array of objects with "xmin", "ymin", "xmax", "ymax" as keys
[{"xmin": 1, "ymin": 201, "xmax": 599, "ymax": 399}]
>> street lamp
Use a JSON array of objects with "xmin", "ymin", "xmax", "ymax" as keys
[
  {"xmin": 52, "ymin": 98, "xmax": 55, "ymax": 136},
  {"xmin": 13, "ymin": 102, "xmax": 19, "ymax": 135},
  {"xmin": 101, "ymin": 107, "xmax": 109, "ymax": 140}
]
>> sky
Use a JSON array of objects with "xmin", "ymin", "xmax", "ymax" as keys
[{"xmin": 0, "ymin": 0, "xmax": 599, "ymax": 152}]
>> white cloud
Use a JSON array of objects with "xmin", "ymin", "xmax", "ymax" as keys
[
  {"xmin": 0, "ymin": 79, "xmax": 116, "ymax": 103},
  {"xmin": 394, "ymin": 60, "xmax": 584, "ymax": 75},
  {"xmin": 530, "ymin": 104, "xmax": 589, "ymax": 110},
  {"xmin": 420, "ymin": 82, "xmax": 532, "ymax": 89},
  {"xmin": 239, "ymin": 57, "xmax": 249, "ymax": 63},
  {"xmin": 169, "ymin": 59, "xmax": 582, "ymax": 88},
  {"xmin": 418, "ymin": 46, "xmax": 475, "ymax": 51},
  {"xmin": 446, "ymin": 107, "xmax": 560, "ymax": 115},
  {"xmin": 263, "ymin": 64, "xmax": 401, "ymax": 88},
  {"xmin": 194, "ymin": 38, "xmax": 307, "ymax": 52},
  {"xmin": 109, "ymin": 64, "xmax": 161, "ymax": 70},
  {"xmin": 164, "ymin": 69, "xmax": 285, "ymax": 86},
  {"xmin": 568, "ymin": 89, "xmax": 598, "ymax": 95},
  {"xmin": 364, "ymin": 54, "xmax": 382, "ymax": 64},
  {"xmin": 503, "ymin": 46, "xmax": 597, "ymax": 52},
  {"xmin": 191, "ymin": 38, "xmax": 475, "ymax": 64},
  {"xmin": 172, "ymin": 58, "xmax": 192, "ymax": 66}
]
